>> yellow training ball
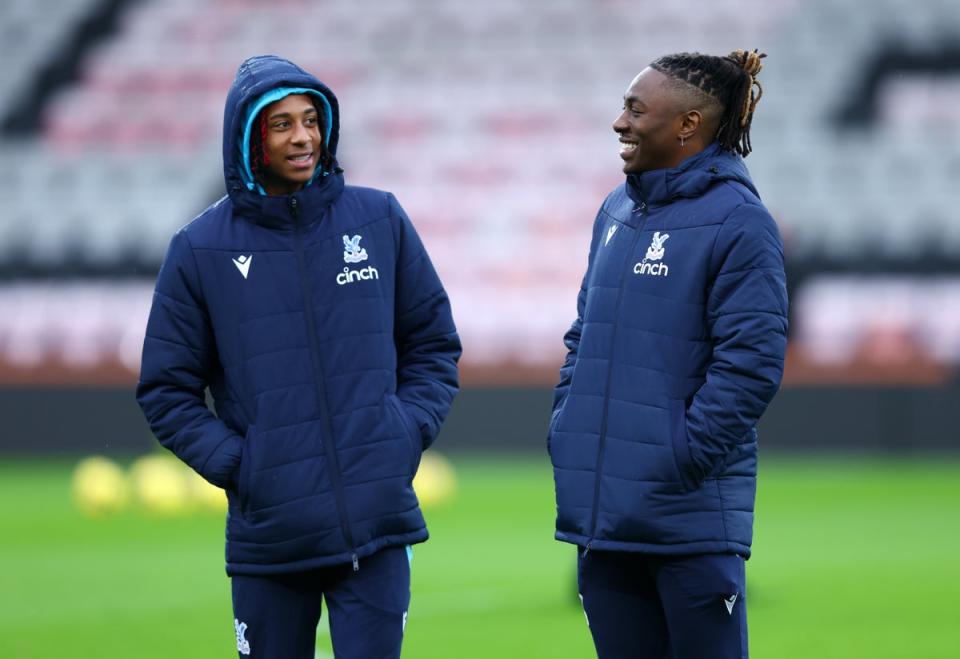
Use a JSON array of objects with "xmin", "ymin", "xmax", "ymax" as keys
[
  {"xmin": 129, "ymin": 455, "xmax": 191, "ymax": 516},
  {"xmin": 413, "ymin": 451, "xmax": 457, "ymax": 508},
  {"xmin": 188, "ymin": 470, "xmax": 227, "ymax": 513},
  {"xmin": 72, "ymin": 456, "xmax": 129, "ymax": 516}
]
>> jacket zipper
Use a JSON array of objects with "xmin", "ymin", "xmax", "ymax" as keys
[
  {"xmin": 290, "ymin": 196, "xmax": 359, "ymax": 571},
  {"xmin": 584, "ymin": 200, "xmax": 648, "ymax": 557}
]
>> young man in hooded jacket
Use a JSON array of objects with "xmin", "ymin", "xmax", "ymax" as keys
[
  {"xmin": 548, "ymin": 51, "xmax": 788, "ymax": 658},
  {"xmin": 137, "ymin": 55, "xmax": 460, "ymax": 659}
]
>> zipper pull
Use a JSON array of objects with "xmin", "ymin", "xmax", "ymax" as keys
[
  {"xmin": 288, "ymin": 196, "xmax": 299, "ymax": 216},
  {"xmin": 352, "ymin": 553, "xmax": 359, "ymax": 572},
  {"xmin": 581, "ymin": 542, "xmax": 591, "ymax": 559},
  {"xmin": 633, "ymin": 201, "xmax": 646, "ymax": 214}
]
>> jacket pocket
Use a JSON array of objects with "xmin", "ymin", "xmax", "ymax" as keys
[
  {"xmin": 388, "ymin": 395, "xmax": 423, "ymax": 473},
  {"xmin": 668, "ymin": 399, "xmax": 698, "ymax": 492},
  {"xmin": 238, "ymin": 424, "xmax": 256, "ymax": 515}
]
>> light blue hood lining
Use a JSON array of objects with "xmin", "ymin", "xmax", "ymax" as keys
[{"xmin": 239, "ymin": 86, "xmax": 334, "ymax": 195}]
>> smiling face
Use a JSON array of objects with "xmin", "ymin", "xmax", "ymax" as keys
[
  {"xmin": 259, "ymin": 94, "xmax": 323, "ymax": 195},
  {"xmin": 613, "ymin": 68, "xmax": 691, "ymax": 174}
]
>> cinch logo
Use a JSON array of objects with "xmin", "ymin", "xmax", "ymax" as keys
[
  {"xmin": 634, "ymin": 231, "xmax": 670, "ymax": 277},
  {"xmin": 337, "ymin": 266, "xmax": 379, "ymax": 285}
]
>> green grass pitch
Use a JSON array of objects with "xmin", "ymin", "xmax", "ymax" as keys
[{"xmin": 1, "ymin": 455, "xmax": 958, "ymax": 658}]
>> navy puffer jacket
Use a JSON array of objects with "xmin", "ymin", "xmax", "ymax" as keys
[
  {"xmin": 137, "ymin": 56, "xmax": 460, "ymax": 575},
  {"xmin": 550, "ymin": 143, "xmax": 787, "ymax": 558}
]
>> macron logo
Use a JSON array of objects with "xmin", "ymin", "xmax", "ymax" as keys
[
  {"xmin": 724, "ymin": 593, "xmax": 738, "ymax": 615},
  {"xmin": 232, "ymin": 254, "xmax": 252, "ymax": 279},
  {"xmin": 605, "ymin": 223, "xmax": 618, "ymax": 246}
]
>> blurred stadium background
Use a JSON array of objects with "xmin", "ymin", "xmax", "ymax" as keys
[{"xmin": 1, "ymin": 0, "xmax": 958, "ymax": 657}]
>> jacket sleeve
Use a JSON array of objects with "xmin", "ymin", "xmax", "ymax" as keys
[
  {"xmin": 552, "ymin": 210, "xmax": 605, "ymax": 417},
  {"xmin": 390, "ymin": 195, "xmax": 461, "ymax": 450},
  {"xmin": 135, "ymin": 230, "xmax": 242, "ymax": 488},
  {"xmin": 680, "ymin": 203, "xmax": 788, "ymax": 489}
]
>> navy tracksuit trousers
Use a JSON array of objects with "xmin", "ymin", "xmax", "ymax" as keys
[
  {"xmin": 578, "ymin": 549, "xmax": 747, "ymax": 659},
  {"xmin": 231, "ymin": 546, "xmax": 410, "ymax": 659}
]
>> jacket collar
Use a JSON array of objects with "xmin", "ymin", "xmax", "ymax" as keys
[
  {"xmin": 232, "ymin": 168, "xmax": 345, "ymax": 230},
  {"xmin": 625, "ymin": 142, "xmax": 741, "ymax": 207}
]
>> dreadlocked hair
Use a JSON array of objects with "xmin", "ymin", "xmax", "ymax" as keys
[
  {"xmin": 311, "ymin": 95, "xmax": 336, "ymax": 173},
  {"xmin": 249, "ymin": 110, "xmax": 270, "ymax": 180},
  {"xmin": 650, "ymin": 49, "xmax": 766, "ymax": 157},
  {"xmin": 248, "ymin": 96, "xmax": 335, "ymax": 184}
]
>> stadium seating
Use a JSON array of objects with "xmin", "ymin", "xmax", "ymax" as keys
[
  {"xmin": 0, "ymin": 0, "xmax": 98, "ymax": 118},
  {"xmin": 1, "ymin": 0, "xmax": 958, "ymax": 374}
]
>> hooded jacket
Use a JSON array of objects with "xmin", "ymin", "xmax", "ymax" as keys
[
  {"xmin": 549, "ymin": 143, "xmax": 787, "ymax": 557},
  {"xmin": 137, "ymin": 55, "xmax": 461, "ymax": 575}
]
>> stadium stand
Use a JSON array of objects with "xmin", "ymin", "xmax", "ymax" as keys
[
  {"xmin": 0, "ymin": 0, "xmax": 958, "ymax": 381},
  {"xmin": 0, "ymin": 0, "xmax": 98, "ymax": 120}
]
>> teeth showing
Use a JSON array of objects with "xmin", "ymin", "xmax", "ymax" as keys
[
  {"xmin": 620, "ymin": 142, "xmax": 638, "ymax": 154},
  {"xmin": 290, "ymin": 154, "xmax": 311, "ymax": 162}
]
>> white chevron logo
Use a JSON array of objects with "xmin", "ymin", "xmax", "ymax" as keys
[
  {"xmin": 724, "ymin": 593, "xmax": 738, "ymax": 615},
  {"xmin": 232, "ymin": 254, "xmax": 252, "ymax": 279},
  {"xmin": 605, "ymin": 223, "xmax": 618, "ymax": 246}
]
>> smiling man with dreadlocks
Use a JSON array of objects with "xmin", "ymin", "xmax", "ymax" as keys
[{"xmin": 548, "ymin": 50, "xmax": 787, "ymax": 658}]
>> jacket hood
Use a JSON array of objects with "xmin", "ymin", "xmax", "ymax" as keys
[
  {"xmin": 626, "ymin": 142, "xmax": 758, "ymax": 207},
  {"xmin": 222, "ymin": 55, "xmax": 341, "ymax": 199}
]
